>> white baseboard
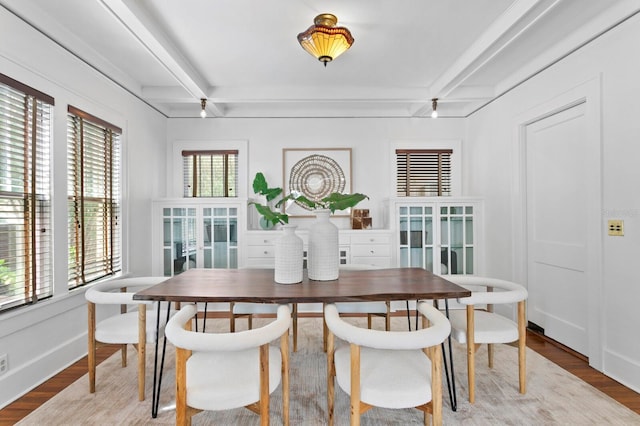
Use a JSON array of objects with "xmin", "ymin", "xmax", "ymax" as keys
[
  {"xmin": 0, "ymin": 332, "xmax": 87, "ymax": 409},
  {"xmin": 602, "ymin": 348, "xmax": 640, "ymax": 394}
]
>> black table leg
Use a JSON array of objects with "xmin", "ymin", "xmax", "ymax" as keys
[
  {"xmin": 151, "ymin": 302, "xmax": 172, "ymax": 418},
  {"xmin": 442, "ymin": 299, "xmax": 458, "ymax": 411}
]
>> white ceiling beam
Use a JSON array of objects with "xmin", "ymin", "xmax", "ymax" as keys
[
  {"xmin": 429, "ymin": 0, "xmax": 561, "ymax": 99},
  {"xmin": 97, "ymin": 0, "xmax": 212, "ymax": 103}
]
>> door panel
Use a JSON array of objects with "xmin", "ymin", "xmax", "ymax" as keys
[{"xmin": 526, "ymin": 102, "xmax": 588, "ymax": 355}]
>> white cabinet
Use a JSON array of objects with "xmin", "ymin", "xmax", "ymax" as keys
[
  {"xmin": 244, "ymin": 229, "xmax": 393, "ymax": 268},
  {"xmin": 152, "ymin": 199, "xmax": 246, "ymax": 276},
  {"xmin": 386, "ymin": 198, "xmax": 483, "ymax": 275},
  {"xmin": 348, "ymin": 232, "xmax": 393, "ymax": 267}
]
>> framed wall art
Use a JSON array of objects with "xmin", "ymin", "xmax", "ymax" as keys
[{"xmin": 282, "ymin": 148, "xmax": 352, "ymax": 217}]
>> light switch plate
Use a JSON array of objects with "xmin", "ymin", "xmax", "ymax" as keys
[{"xmin": 608, "ymin": 220, "xmax": 624, "ymax": 236}]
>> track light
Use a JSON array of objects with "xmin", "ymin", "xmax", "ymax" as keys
[
  {"xmin": 431, "ymin": 98, "xmax": 438, "ymax": 118},
  {"xmin": 200, "ymin": 98, "xmax": 207, "ymax": 118}
]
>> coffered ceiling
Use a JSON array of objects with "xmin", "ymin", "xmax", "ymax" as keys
[{"xmin": 2, "ymin": 0, "xmax": 638, "ymax": 118}]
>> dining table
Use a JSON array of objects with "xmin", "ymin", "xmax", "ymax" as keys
[{"xmin": 133, "ymin": 267, "xmax": 471, "ymax": 417}]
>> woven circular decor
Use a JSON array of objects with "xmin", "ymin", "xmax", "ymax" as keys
[{"xmin": 289, "ymin": 154, "xmax": 346, "ymax": 210}]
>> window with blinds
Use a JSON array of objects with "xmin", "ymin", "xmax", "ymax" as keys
[
  {"xmin": 0, "ymin": 73, "xmax": 53, "ymax": 312},
  {"xmin": 67, "ymin": 106, "xmax": 121, "ymax": 288},
  {"xmin": 396, "ymin": 149, "xmax": 452, "ymax": 196},
  {"xmin": 182, "ymin": 150, "xmax": 238, "ymax": 197}
]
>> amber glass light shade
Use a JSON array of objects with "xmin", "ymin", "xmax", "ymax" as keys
[{"xmin": 297, "ymin": 14, "xmax": 354, "ymax": 66}]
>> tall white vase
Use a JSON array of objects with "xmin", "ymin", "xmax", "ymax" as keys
[
  {"xmin": 274, "ymin": 225, "xmax": 303, "ymax": 284},
  {"xmin": 308, "ymin": 209, "xmax": 339, "ymax": 281}
]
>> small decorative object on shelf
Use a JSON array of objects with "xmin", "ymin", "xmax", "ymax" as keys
[{"xmin": 351, "ymin": 208, "xmax": 372, "ymax": 230}]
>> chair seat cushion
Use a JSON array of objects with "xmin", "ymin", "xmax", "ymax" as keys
[
  {"xmin": 186, "ymin": 346, "xmax": 282, "ymax": 411},
  {"xmin": 449, "ymin": 309, "xmax": 518, "ymax": 344},
  {"xmin": 95, "ymin": 309, "xmax": 168, "ymax": 344},
  {"xmin": 334, "ymin": 346, "xmax": 432, "ymax": 409},
  {"xmin": 335, "ymin": 302, "xmax": 387, "ymax": 314}
]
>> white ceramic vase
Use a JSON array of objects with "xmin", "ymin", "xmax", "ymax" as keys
[
  {"xmin": 308, "ymin": 209, "xmax": 339, "ymax": 281},
  {"xmin": 274, "ymin": 225, "xmax": 303, "ymax": 284}
]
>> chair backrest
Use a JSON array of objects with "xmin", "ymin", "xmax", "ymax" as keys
[
  {"xmin": 85, "ymin": 276, "xmax": 168, "ymax": 305},
  {"xmin": 325, "ymin": 302, "xmax": 450, "ymax": 350},
  {"xmin": 443, "ymin": 275, "xmax": 528, "ymax": 305},
  {"xmin": 166, "ymin": 304, "xmax": 291, "ymax": 352}
]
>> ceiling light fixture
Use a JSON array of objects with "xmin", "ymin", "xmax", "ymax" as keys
[
  {"xmin": 297, "ymin": 14, "xmax": 354, "ymax": 67},
  {"xmin": 431, "ymin": 98, "xmax": 438, "ymax": 118},
  {"xmin": 200, "ymin": 98, "xmax": 207, "ymax": 118}
]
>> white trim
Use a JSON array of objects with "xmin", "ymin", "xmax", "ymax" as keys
[{"xmin": 510, "ymin": 75, "xmax": 603, "ymax": 369}]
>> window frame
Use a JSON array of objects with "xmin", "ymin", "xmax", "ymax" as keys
[
  {"xmin": 182, "ymin": 149, "xmax": 239, "ymax": 198},
  {"xmin": 67, "ymin": 105, "xmax": 122, "ymax": 288},
  {"xmin": 169, "ymin": 140, "xmax": 248, "ymax": 199},
  {"xmin": 391, "ymin": 140, "xmax": 462, "ymax": 197},
  {"xmin": 0, "ymin": 73, "xmax": 54, "ymax": 313}
]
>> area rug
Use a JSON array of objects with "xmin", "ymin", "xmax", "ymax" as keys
[{"xmin": 17, "ymin": 317, "xmax": 640, "ymax": 425}]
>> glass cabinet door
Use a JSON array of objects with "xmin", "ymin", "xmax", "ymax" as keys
[
  {"xmin": 439, "ymin": 205, "xmax": 474, "ymax": 274},
  {"xmin": 202, "ymin": 207, "xmax": 238, "ymax": 269},
  {"xmin": 397, "ymin": 202, "xmax": 476, "ymax": 275},
  {"xmin": 163, "ymin": 207, "xmax": 197, "ymax": 276},
  {"xmin": 398, "ymin": 205, "xmax": 434, "ymax": 270}
]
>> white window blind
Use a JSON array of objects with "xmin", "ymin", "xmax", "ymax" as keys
[
  {"xmin": 182, "ymin": 150, "xmax": 238, "ymax": 197},
  {"xmin": 396, "ymin": 149, "xmax": 452, "ymax": 196},
  {"xmin": 0, "ymin": 73, "xmax": 53, "ymax": 312},
  {"xmin": 67, "ymin": 106, "xmax": 121, "ymax": 288}
]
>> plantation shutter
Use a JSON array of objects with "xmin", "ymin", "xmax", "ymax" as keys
[
  {"xmin": 182, "ymin": 150, "xmax": 238, "ymax": 197},
  {"xmin": 67, "ymin": 106, "xmax": 121, "ymax": 287},
  {"xmin": 396, "ymin": 149, "xmax": 452, "ymax": 196},
  {"xmin": 0, "ymin": 73, "xmax": 53, "ymax": 311}
]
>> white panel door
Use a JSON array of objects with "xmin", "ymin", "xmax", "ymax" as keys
[{"xmin": 525, "ymin": 102, "xmax": 588, "ymax": 355}]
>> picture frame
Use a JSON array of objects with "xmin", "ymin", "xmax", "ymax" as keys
[{"xmin": 282, "ymin": 148, "xmax": 352, "ymax": 217}]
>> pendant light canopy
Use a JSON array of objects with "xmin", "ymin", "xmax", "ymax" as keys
[{"xmin": 297, "ymin": 14, "xmax": 354, "ymax": 66}]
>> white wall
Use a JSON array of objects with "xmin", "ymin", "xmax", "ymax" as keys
[
  {"xmin": 0, "ymin": 8, "xmax": 165, "ymax": 407},
  {"xmin": 166, "ymin": 117, "xmax": 465, "ymax": 230},
  {"xmin": 465, "ymin": 14, "xmax": 640, "ymax": 391}
]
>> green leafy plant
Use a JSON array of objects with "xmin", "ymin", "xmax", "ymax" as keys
[{"xmin": 250, "ymin": 172, "xmax": 369, "ymax": 227}]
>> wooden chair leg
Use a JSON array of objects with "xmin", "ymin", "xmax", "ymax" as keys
[
  {"xmin": 292, "ymin": 303, "xmax": 298, "ymax": 352},
  {"xmin": 431, "ymin": 345, "xmax": 443, "ymax": 425},
  {"xmin": 87, "ymin": 302, "xmax": 96, "ymax": 394},
  {"xmin": 229, "ymin": 302, "xmax": 235, "ymax": 332},
  {"xmin": 121, "ymin": 344, "xmax": 127, "ymax": 368},
  {"xmin": 385, "ymin": 301, "xmax": 391, "ymax": 331},
  {"xmin": 323, "ymin": 304, "xmax": 328, "ymax": 352},
  {"xmin": 327, "ymin": 330, "xmax": 335, "ymax": 426},
  {"xmin": 281, "ymin": 331, "xmax": 290, "ymax": 426},
  {"xmin": 466, "ymin": 305, "xmax": 476, "ymax": 404},
  {"xmin": 350, "ymin": 343, "xmax": 361, "ymax": 426},
  {"xmin": 176, "ymin": 321, "xmax": 192, "ymax": 426},
  {"xmin": 518, "ymin": 300, "xmax": 527, "ymax": 394},
  {"xmin": 488, "ymin": 343, "xmax": 494, "ymax": 368},
  {"xmin": 137, "ymin": 304, "xmax": 146, "ymax": 401},
  {"xmin": 367, "ymin": 314, "xmax": 372, "ymax": 329},
  {"xmin": 248, "ymin": 315, "xmax": 253, "ymax": 330},
  {"xmin": 259, "ymin": 344, "xmax": 270, "ymax": 426}
]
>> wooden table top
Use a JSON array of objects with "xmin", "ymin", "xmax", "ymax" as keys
[{"xmin": 133, "ymin": 268, "xmax": 471, "ymax": 303}]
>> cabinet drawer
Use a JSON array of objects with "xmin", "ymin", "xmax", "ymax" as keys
[
  {"xmin": 350, "ymin": 256, "xmax": 392, "ymax": 267},
  {"xmin": 247, "ymin": 245, "xmax": 275, "ymax": 258},
  {"xmin": 350, "ymin": 233, "xmax": 392, "ymax": 245},
  {"xmin": 246, "ymin": 235, "xmax": 279, "ymax": 246},
  {"xmin": 350, "ymin": 244, "xmax": 391, "ymax": 257}
]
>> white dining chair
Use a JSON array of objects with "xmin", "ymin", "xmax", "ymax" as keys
[
  {"xmin": 444, "ymin": 275, "xmax": 528, "ymax": 403},
  {"xmin": 85, "ymin": 276, "xmax": 169, "ymax": 401},
  {"xmin": 166, "ymin": 303, "xmax": 291, "ymax": 425},
  {"xmin": 325, "ymin": 301, "xmax": 451, "ymax": 426}
]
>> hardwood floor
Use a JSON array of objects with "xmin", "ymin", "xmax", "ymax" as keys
[{"xmin": 1, "ymin": 322, "xmax": 639, "ymax": 424}]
